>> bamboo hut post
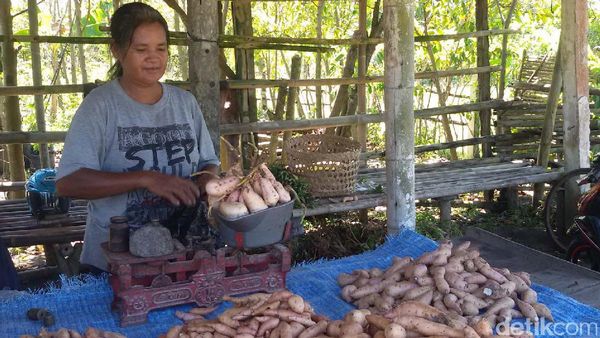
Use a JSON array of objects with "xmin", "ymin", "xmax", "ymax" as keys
[
  {"xmin": 284, "ymin": 55, "xmax": 301, "ymax": 145},
  {"xmin": 0, "ymin": 0, "xmax": 26, "ymax": 199},
  {"xmin": 187, "ymin": 0, "xmax": 220, "ymax": 152},
  {"xmin": 533, "ymin": 43, "xmax": 562, "ymax": 206},
  {"xmin": 561, "ymin": 0, "xmax": 590, "ymax": 222},
  {"xmin": 357, "ymin": 0, "xmax": 369, "ymax": 224},
  {"xmin": 28, "ymin": 0, "xmax": 50, "ymax": 168},
  {"xmin": 357, "ymin": 0, "xmax": 368, "ymax": 155},
  {"xmin": 476, "ymin": 0, "xmax": 492, "ymax": 158},
  {"xmin": 384, "ymin": 0, "xmax": 415, "ymax": 233}
]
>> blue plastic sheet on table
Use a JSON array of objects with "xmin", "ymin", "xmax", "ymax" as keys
[{"xmin": 1, "ymin": 228, "xmax": 600, "ymax": 338}]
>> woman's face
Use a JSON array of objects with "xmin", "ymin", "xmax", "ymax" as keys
[{"xmin": 114, "ymin": 22, "xmax": 168, "ymax": 86}]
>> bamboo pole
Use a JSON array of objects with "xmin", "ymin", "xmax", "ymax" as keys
[
  {"xmin": 0, "ymin": 100, "xmax": 510, "ymax": 145},
  {"xmin": 357, "ymin": 0, "xmax": 369, "ymax": 224},
  {"xmin": 188, "ymin": 0, "xmax": 220, "ymax": 152},
  {"xmin": 2, "ymin": 28, "xmax": 518, "ymax": 47},
  {"xmin": 0, "ymin": 66, "xmax": 501, "ymax": 96},
  {"xmin": 384, "ymin": 0, "xmax": 415, "ymax": 233},
  {"xmin": 476, "ymin": 0, "xmax": 492, "ymax": 158},
  {"xmin": 357, "ymin": 0, "xmax": 368, "ymax": 159},
  {"xmin": 533, "ymin": 44, "xmax": 562, "ymax": 206},
  {"xmin": 28, "ymin": 0, "xmax": 50, "ymax": 168},
  {"xmin": 498, "ymin": 0, "xmax": 517, "ymax": 100},
  {"xmin": 422, "ymin": 16, "xmax": 458, "ymax": 160},
  {"xmin": 0, "ymin": 0, "xmax": 26, "ymax": 199}
]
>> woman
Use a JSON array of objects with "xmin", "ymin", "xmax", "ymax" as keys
[{"xmin": 56, "ymin": 3, "xmax": 219, "ymax": 272}]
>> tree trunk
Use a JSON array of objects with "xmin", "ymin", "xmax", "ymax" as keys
[
  {"xmin": 326, "ymin": 0, "xmax": 383, "ymax": 135},
  {"xmin": 0, "ymin": 0, "xmax": 26, "ymax": 199},
  {"xmin": 269, "ymin": 87, "xmax": 288, "ymax": 163},
  {"xmin": 174, "ymin": 0, "xmax": 188, "ymax": 79},
  {"xmin": 284, "ymin": 55, "xmax": 301, "ymax": 144},
  {"xmin": 75, "ymin": 0, "xmax": 87, "ymax": 83},
  {"xmin": 315, "ymin": 0, "xmax": 325, "ymax": 119},
  {"xmin": 29, "ymin": 0, "xmax": 50, "ymax": 168}
]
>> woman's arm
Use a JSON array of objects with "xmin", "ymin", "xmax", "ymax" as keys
[{"xmin": 56, "ymin": 168, "xmax": 200, "ymax": 207}]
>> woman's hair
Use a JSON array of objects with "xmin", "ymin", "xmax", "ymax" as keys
[{"xmin": 108, "ymin": 2, "xmax": 169, "ymax": 79}]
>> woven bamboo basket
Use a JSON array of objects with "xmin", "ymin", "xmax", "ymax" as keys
[{"xmin": 284, "ymin": 134, "xmax": 361, "ymax": 197}]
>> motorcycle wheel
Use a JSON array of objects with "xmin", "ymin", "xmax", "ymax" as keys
[{"xmin": 566, "ymin": 240, "xmax": 600, "ymax": 271}]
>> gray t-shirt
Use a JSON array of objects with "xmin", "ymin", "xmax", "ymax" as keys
[{"xmin": 57, "ymin": 80, "xmax": 219, "ymax": 270}]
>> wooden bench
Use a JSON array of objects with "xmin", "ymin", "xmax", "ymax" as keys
[{"xmin": 294, "ymin": 157, "xmax": 562, "ymax": 222}]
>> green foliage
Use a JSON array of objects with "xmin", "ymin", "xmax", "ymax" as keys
[{"xmin": 268, "ymin": 163, "xmax": 314, "ymax": 208}]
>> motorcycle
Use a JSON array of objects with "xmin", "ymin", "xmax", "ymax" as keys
[{"xmin": 565, "ymin": 156, "xmax": 600, "ymax": 271}]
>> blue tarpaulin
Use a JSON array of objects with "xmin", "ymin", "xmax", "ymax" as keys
[{"xmin": 1, "ymin": 229, "xmax": 599, "ymax": 338}]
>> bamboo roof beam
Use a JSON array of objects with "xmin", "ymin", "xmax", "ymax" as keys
[{"xmin": 0, "ymin": 66, "xmax": 501, "ymax": 96}]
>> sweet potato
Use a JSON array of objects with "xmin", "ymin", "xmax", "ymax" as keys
[
  {"xmin": 176, "ymin": 311, "xmax": 206, "ymax": 322},
  {"xmin": 252, "ymin": 178, "xmax": 263, "ymax": 196},
  {"xmin": 374, "ymin": 294, "xmax": 395, "ymax": 313},
  {"xmin": 339, "ymin": 322, "xmax": 364, "ymax": 336},
  {"xmin": 384, "ymin": 281, "xmax": 418, "ymax": 298},
  {"xmin": 342, "ymin": 284, "xmax": 358, "ymax": 302},
  {"xmin": 464, "ymin": 272, "xmax": 487, "ymax": 284},
  {"xmin": 257, "ymin": 318, "xmax": 280, "ymax": 337},
  {"xmin": 288, "ymin": 295, "xmax": 305, "ymax": 314},
  {"xmin": 383, "ymin": 257, "xmax": 412, "ymax": 279},
  {"xmin": 385, "ymin": 323, "xmax": 407, "ymax": 338},
  {"xmin": 272, "ymin": 181, "xmax": 292, "ymax": 203},
  {"xmin": 326, "ymin": 320, "xmax": 344, "ymax": 336},
  {"xmin": 345, "ymin": 309, "xmax": 368, "ymax": 327},
  {"xmin": 520, "ymin": 288, "xmax": 538, "ymax": 304},
  {"xmin": 352, "ymin": 284, "xmax": 386, "ymax": 299},
  {"xmin": 507, "ymin": 274, "xmax": 529, "ymax": 293},
  {"xmin": 484, "ymin": 297, "xmax": 515, "ymax": 316},
  {"xmin": 414, "ymin": 289, "xmax": 434, "ymax": 305},
  {"xmin": 366, "ymin": 314, "xmax": 391, "ymax": 330},
  {"xmin": 404, "ymin": 264, "xmax": 428, "ymax": 279},
  {"xmin": 414, "ymin": 276, "xmax": 434, "ymax": 286},
  {"xmin": 403, "ymin": 285, "xmax": 434, "ymax": 301},
  {"xmin": 219, "ymin": 201, "xmax": 249, "ymax": 219},
  {"xmin": 393, "ymin": 316, "xmax": 464, "ymax": 337},
  {"xmin": 206, "ymin": 176, "xmax": 241, "ymax": 197},
  {"xmin": 531, "ymin": 302, "xmax": 554, "ymax": 321},
  {"xmin": 513, "ymin": 271, "xmax": 532, "ymax": 286},
  {"xmin": 430, "ymin": 267, "xmax": 450, "ymax": 295},
  {"xmin": 443, "ymin": 293, "xmax": 462, "ymax": 314},
  {"xmin": 472, "ymin": 318, "xmax": 493, "ymax": 337},
  {"xmin": 460, "ymin": 301, "xmax": 479, "ymax": 316},
  {"xmin": 515, "ymin": 298, "xmax": 539, "ymax": 322},
  {"xmin": 260, "ymin": 178, "xmax": 280, "ymax": 206},
  {"xmin": 241, "ymin": 184, "xmax": 268, "ymax": 213},
  {"xmin": 385, "ymin": 301, "xmax": 446, "ymax": 322},
  {"xmin": 259, "ymin": 163, "xmax": 278, "ymax": 182},
  {"xmin": 338, "ymin": 272, "xmax": 359, "ymax": 286},
  {"xmin": 473, "ymin": 258, "xmax": 508, "ymax": 284}
]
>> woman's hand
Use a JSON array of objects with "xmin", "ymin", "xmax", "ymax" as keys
[
  {"xmin": 193, "ymin": 164, "xmax": 219, "ymax": 202},
  {"xmin": 142, "ymin": 171, "xmax": 200, "ymax": 207}
]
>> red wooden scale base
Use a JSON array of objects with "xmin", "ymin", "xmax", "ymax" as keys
[{"xmin": 101, "ymin": 243, "xmax": 291, "ymax": 327}]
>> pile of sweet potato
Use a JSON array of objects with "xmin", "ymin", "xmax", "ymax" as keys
[
  {"xmin": 162, "ymin": 291, "xmax": 327, "ymax": 338},
  {"xmin": 205, "ymin": 163, "xmax": 291, "ymax": 219},
  {"xmin": 162, "ymin": 291, "xmax": 532, "ymax": 338},
  {"xmin": 20, "ymin": 327, "xmax": 125, "ymax": 338},
  {"xmin": 338, "ymin": 241, "xmax": 552, "ymax": 332}
]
